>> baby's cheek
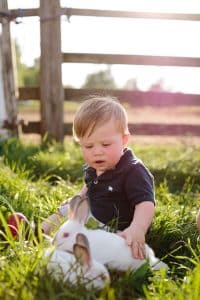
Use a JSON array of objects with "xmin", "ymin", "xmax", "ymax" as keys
[{"xmin": 82, "ymin": 153, "xmax": 90, "ymax": 164}]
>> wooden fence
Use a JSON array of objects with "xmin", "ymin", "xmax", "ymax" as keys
[{"xmin": 1, "ymin": 0, "xmax": 200, "ymax": 141}]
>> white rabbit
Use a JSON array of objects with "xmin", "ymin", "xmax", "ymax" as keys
[
  {"xmin": 53, "ymin": 195, "xmax": 168, "ymax": 272},
  {"xmin": 45, "ymin": 232, "xmax": 110, "ymax": 289}
]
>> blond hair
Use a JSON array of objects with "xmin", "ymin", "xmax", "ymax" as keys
[{"xmin": 73, "ymin": 95, "xmax": 129, "ymax": 141}]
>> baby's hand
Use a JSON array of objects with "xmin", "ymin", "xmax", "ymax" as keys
[{"xmin": 117, "ymin": 226, "xmax": 146, "ymax": 260}]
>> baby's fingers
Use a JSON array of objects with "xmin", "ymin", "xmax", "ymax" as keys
[{"xmin": 131, "ymin": 242, "xmax": 146, "ymax": 260}]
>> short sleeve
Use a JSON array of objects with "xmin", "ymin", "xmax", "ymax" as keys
[{"xmin": 124, "ymin": 162, "xmax": 155, "ymax": 206}]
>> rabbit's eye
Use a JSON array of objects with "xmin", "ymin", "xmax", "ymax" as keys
[{"xmin": 63, "ymin": 232, "xmax": 69, "ymax": 238}]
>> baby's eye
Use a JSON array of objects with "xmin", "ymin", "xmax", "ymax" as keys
[
  {"xmin": 102, "ymin": 143, "xmax": 111, "ymax": 147},
  {"xmin": 85, "ymin": 145, "xmax": 93, "ymax": 149}
]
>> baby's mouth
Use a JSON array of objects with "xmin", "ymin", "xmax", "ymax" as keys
[{"xmin": 95, "ymin": 160, "xmax": 105, "ymax": 164}]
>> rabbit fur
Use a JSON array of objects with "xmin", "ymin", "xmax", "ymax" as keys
[
  {"xmin": 53, "ymin": 195, "xmax": 168, "ymax": 272},
  {"xmin": 45, "ymin": 232, "xmax": 110, "ymax": 289}
]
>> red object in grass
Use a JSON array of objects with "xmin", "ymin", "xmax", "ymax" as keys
[{"xmin": 7, "ymin": 212, "xmax": 29, "ymax": 237}]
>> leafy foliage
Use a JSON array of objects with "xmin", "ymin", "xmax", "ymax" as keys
[
  {"xmin": 15, "ymin": 42, "xmax": 39, "ymax": 87},
  {"xmin": 82, "ymin": 68, "xmax": 116, "ymax": 89}
]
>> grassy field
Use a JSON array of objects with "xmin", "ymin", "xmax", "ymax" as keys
[{"xmin": 0, "ymin": 138, "xmax": 199, "ymax": 300}]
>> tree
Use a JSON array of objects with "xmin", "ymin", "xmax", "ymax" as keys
[
  {"xmin": 148, "ymin": 78, "xmax": 166, "ymax": 92},
  {"xmin": 15, "ymin": 42, "xmax": 39, "ymax": 87},
  {"xmin": 82, "ymin": 68, "xmax": 116, "ymax": 89},
  {"xmin": 123, "ymin": 78, "xmax": 139, "ymax": 90}
]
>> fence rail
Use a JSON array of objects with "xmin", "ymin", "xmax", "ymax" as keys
[
  {"xmin": 7, "ymin": 8, "xmax": 200, "ymax": 21},
  {"xmin": 20, "ymin": 121, "xmax": 200, "ymax": 136},
  {"xmin": 62, "ymin": 53, "xmax": 200, "ymax": 67},
  {"xmin": 18, "ymin": 87, "xmax": 200, "ymax": 107}
]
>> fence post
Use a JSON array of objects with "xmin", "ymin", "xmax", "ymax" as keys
[
  {"xmin": 0, "ymin": 36, "xmax": 8, "ymax": 138},
  {"xmin": 40, "ymin": 0, "xmax": 64, "ymax": 142},
  {"xmin": 0, "ymin": 0, "xmax": 18, "ymax": 137}
]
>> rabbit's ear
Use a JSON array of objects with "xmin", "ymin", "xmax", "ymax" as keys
[
  {"xmin": 76, "ymin": 233, "xmax": 90, "ymax": 250},
  {"xmin": 69, "ymin": 195, "xmax": 81, "ymax": 213},
  {"xmin": 73, "ymin": 243, "xmax": 91, "ymax": 267},
  {"xmin": 71, "ymin": 196, "xmax": 89, "ymax": 224}
]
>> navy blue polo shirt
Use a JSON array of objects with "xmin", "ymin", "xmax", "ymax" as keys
[{"xmin": 84, "ymin": 148, "xmax": 155, "ymax": 231}]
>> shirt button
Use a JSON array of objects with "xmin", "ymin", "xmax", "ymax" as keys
[
  {"xmin": 108, "ymin": 186, "xmax": 113, "ymax": 191},
  {"xmin": 94, "ymin": 180, "xmax": 98, "ymax": 184}
]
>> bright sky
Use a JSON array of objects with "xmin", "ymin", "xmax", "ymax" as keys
[{"xmin": 5, "ymin": 0, "xmax": 200, "ymax": 93}]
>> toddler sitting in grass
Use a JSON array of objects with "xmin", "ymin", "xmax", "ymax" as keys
[{"xmin": 42, "ymin": 96, "xmax": 155, "ymax": 260}]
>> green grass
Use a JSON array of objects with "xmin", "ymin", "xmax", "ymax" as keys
[
  {"xmin": 0, "ymin": 138, "xmax": 199, "ymax": 300},
  {"xmin": 18, "ymin": 100, "xmax": 79, "ymax": 112}
]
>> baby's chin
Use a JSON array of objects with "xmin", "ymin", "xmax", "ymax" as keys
[
  {"xmin": 96, "ymin": 170, "xmax": 105, "ymax": 176},
  {"xmin": 96, "ymin": 166, "xmax": 116, "ymax": 176}
]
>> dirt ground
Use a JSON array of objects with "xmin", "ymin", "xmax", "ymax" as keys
[
  {"xmin": 19, "ymin": 105, "xmax": 200, "ymax": 124},
  {"xmin": 18, "ymin": 105, "xmax": 200, "ymax": 146}
]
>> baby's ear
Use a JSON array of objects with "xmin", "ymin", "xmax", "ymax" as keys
[{"xmin": 123, "ymin": 134, "xmax": 129, "ymax": 146}]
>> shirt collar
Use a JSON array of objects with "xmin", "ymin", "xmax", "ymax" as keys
[{"xmin": 84, "ymin": 148, "xmax": 136, "ymax": 182}]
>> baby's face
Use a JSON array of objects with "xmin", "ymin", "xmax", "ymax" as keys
[{"xmin": 79, "ymin": 120, "xmax": 128, "ymax": 176}]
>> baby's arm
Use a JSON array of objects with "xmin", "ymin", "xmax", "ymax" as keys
[
  {"xmin": 118, "ymin": 201, "xmax": 155, "ymax": 259},
  {"xmin": 41, "ymin": 184, "xmax": 88, "ymax": 234}
]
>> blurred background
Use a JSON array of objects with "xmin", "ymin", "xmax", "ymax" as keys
[{"xmin": 1, "ymin": 0, "xmax": 200, "ymax": 144}]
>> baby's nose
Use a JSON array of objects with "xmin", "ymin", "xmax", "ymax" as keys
[{"xmin": 93, "ymin": 146, "xmax": 103, "ymax": 155}]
